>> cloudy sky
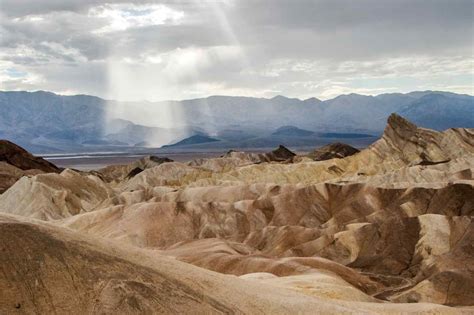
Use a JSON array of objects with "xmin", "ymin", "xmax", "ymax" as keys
[{"xmin": 0, "ymin": 0, "xmax": 472, "ymax": 101}]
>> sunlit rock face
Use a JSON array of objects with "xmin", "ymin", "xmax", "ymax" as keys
[
  {"xmin": 0, "ymin": 169, "xmax": 112, "ymax": 220},
  {"xmin": 1, "ymin": 114, "xmax": 473, "ymax": 313}
]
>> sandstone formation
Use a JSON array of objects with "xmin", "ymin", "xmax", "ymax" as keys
[
  {"xmin": 1, "ymin": 214, "xmax": 468, "ymax": 314},
  {"xmin": 224, "ymin": 145, "xmax": 296, "ymax": 162},
  {"xmin": 1, "ymin": 114, "xmax": 473, "ymax": 313},
  {"xmin": 0, "ymin": 140, "xmax": 60, "ymax": 193},
  {"xmin": 99, "ymin": 155, "xmax": 173, "ymax": 182},
  {"xmin": 0, "ymin": 140, "xmax": 59, "ymax": 173},
  {"xmin": 0, "ymin": 169, "xmax": 113, "ymax": 220}
]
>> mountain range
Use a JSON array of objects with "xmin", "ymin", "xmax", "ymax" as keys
[{"xmin": 0, "ymin": 90, "xmax": 472, "ymax": 153}]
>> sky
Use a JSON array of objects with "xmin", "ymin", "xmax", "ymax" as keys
[{"xmin": 0, "ymin": 0, "xmax": 473, "ymax": 101}]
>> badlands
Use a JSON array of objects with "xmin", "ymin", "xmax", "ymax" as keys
[{"xmin": 1, "ymin": 114, "xmax": 473, "ymax": 314}]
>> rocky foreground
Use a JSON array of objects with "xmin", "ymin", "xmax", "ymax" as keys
[{"xmin": 1, "ymin": 114, "xmax": 473, "ymax": 314}]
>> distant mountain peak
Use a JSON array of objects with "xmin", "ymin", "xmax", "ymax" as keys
[
  {"xmin": 303, "ymin": 97, "xmax": 322, "ymax": 104},
  {"xmin": 271, "ymin": 95, "xmax": 289, "ymax": 100},
  {"xmin": 327, "ymin": 93, "xmax": 375, "ymax": 104},
  {"xmin": 270, "ymin": 95, "xmax": 301, "ymax": 102},
  {"xmin": 342, "ymin": 93, "xmax": 373, "ymax": 99}
]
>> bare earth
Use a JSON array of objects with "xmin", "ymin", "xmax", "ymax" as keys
[{"xmin": 1, "ymin": 114, "xmax": 473, "ymax": 314}]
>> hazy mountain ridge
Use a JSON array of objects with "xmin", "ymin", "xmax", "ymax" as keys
[
  {"xmin": 397, "ymin": 93, "xmax": 474, "ymax": 130},
  {"xmin": 0, "ymin": 90, "xmax": 472, "ymax": 153}
]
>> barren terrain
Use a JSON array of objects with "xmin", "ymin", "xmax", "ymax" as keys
[{"xmin": 1, "ymin": 114, "xmax": 473, "ymax": 314}]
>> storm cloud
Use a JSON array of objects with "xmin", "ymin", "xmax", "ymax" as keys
[{"xmin": 0, "ymin": 0, "xmax": 472, "ymax": 100}]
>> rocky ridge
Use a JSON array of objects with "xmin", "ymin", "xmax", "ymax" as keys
[
  {"xmin": 0, "ymin": 140, "xmax": 60, "ymax": 193},
  {"xmin": 307, "ymin": 142, "xmax": 360, "ymax": 161}
]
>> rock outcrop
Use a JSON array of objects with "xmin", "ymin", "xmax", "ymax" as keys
[
  {"xmin": 99, "ymin": 155, "xmax": 173, "ymax": 182},
  {"xmin": 221, "ymin": 145, "xmax": 296, "ymax": 163},
  {"xmin": 186, "ymin": 145, "xmax": 296, "ymax": 173},
  {"xmin": 308, "ymin": 142, "xmax": 360, "ymax": 161},
  {"xmin": 0, "ymin": 140, "xmax": 60, "ymax": 193},
  {"xmin": 0, "ymin": 169, "xmax": 113, "ymax": 220},
  {"xmin": 0, "ymin": 140, "xmax": 59, "ymax": 173}
]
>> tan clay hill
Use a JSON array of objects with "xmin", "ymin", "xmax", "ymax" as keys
[{"xmin": 1, "ymin": 114, "xmax": 473, "ymax": 314}]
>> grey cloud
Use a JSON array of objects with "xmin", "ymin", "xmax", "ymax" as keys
[
  {"xmin": 0, "ymin": 0, "xmax": 119, "ymax": 16},
  {"xmin": 0, "ymin": 0, "xmax": 205, "ymax": 17},
  {"xmin": 232, "ymin": 0, "xmax": 472, "ymax": 30},
  {"xmin": 106, "ymin": 24, "xmax": 230, "ymax": 56},
  {"xmin": 229, "ymin": 0, "xmax": 473, "ymax": 59},
  {"xmin": 0, "ymin": 0, "xmax": 472, "ymax": 100}
]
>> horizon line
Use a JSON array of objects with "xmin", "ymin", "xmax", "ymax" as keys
[{"xmin": 0, "ymin": 89, "xmax": 472, "ymax": 104}]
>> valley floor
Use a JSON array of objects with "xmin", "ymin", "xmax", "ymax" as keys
[{"xmin": 43, "ymin": 151, "xmax": 229, "ymax": 170}]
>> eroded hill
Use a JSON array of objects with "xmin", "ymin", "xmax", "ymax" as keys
[{"xmin": 1, "ymin": 114, "xmax": 473, "ymax": 314}]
